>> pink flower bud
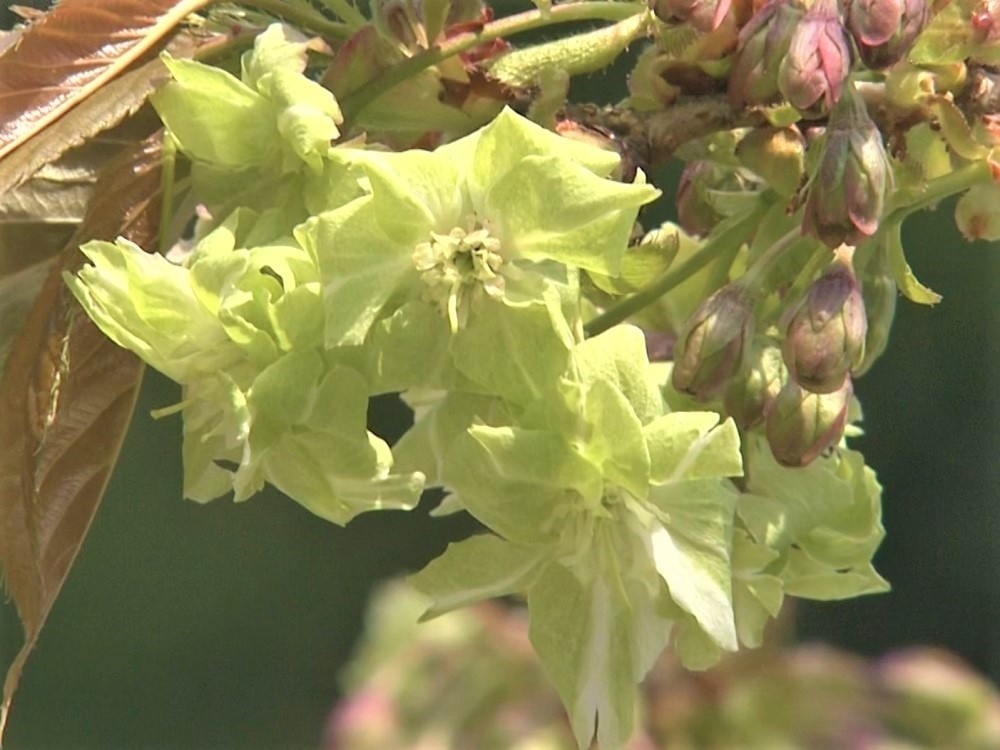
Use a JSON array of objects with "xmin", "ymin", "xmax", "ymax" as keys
[
  {"xmin": 782, "ymin": 250, "xmax": 867, "ymax": 394},
  {"xmin": 803, "ymin": 88, "xmax": 892, "ymax": 248},
  {"xmin": 765, "ymin": 375, "xmax": 852, "ymax": 467},
  {"xmin": 777, "ymin": 0, "xmax": 851, "ymax": 117},
  {"xmin": 652, "ymin": 0, "xmax": 734, "ymax": 32},
  {"xmin": 847, "ymin": 0, "xmax": 929, "ymax": 69},
  {"xmin": 672, "ymin": 284, "xmax": 755, "ymax": 401},
  {"xmin": 729, "ymin": 0, "xmax": 805, "ymax": 107}
]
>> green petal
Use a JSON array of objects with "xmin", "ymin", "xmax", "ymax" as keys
[
  {"xmin": 644, "ymin": 412, "xmax": 743, "ymax": 485},
  {"xmin": 571, "ymin": 325, "xmax": 663, "ymax": 425},
  {"xmin": 153, "ymin": 56, "xmax": 277, "ymax": 168},
  {"xmin": 443, "ymin": 426, "xmax": 603, "ymax": 544},
  {"xmin": 580, "ymin": 379, "xmax": 650, "ymax": 500},
  {"xmin": 296, "ymin": 197, "xmax": 416, "ymax": 346},
  {"xmin": 460, "ymin": 108, "xmax": 622, "ymax": 201},
  {"xmin": 486, "ymin": 155, "xmax": 659, "ymax": 275},
  {"xmin": 333, "ymin": 147, "xmax": 464, "ymax": 242},
  {"xmin": 66, "ymin": 238, "xmax": 239, "ymax": 382},
  {"xmin": 648, "ymin": 479, "xmax": 738, "ymax": 652},
  {"xmin": 450, "ymin": 289, "xmax": 573, "ymax": 406},
  {"xmin": 409, "ymin": 534, "xmax": 547, "ymax": 619}
]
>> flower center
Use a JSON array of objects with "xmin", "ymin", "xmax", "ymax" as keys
[{"xmin": 412, "ymin": 223, "xmax": 505, "ymax": 331}]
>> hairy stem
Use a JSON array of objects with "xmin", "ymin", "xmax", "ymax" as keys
[{"xmin": 339, "ymin": 1, "xmax": 645, "ymax": 122}]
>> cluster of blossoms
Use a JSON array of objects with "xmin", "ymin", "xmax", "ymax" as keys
[{"xmin": 67, "ymin": 21, "xmax": 891, "ymax": 750}]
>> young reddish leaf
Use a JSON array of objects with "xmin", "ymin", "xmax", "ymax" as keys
[
  {"xmin": 0, "ymin": 57, "xmax": 173, "ymax": 197},
  {"xmin": 0, "ymin": 132, "xmax": 164, "ymax": 739},
  {"xmin": 0, "ymin": 0, "xmax": 210, "ymax": 160}
]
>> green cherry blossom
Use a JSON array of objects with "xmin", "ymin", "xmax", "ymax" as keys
[{"xmin": 296, "ymin": 107, "xmax": 660, "ymax": 350}]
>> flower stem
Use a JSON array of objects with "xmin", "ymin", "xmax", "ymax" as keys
[
  {"xmin": 239, "ymin": 0, "xmax": 354, "ymax": 39},
  {"xmin": 887, "ymin": 160, "xmax": 993, "ymax": 222},
  {"xmin": 584, "ymin": 202, "xmax": 769, "ymax": 337},
  {"xmin": 339, "ymin": 1, "xmax": 645, "ymax": 122}
]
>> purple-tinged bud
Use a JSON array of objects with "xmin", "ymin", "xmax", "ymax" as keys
[
  {"xmin": 765, "ymin": 375, "xmax": 852, "ymax": 467},
  {"xmin": 847, "ymin": 0, "xmax": 930, "ymax": 70},
  {"xmin": 724, "ymin": 337, "xmax": 786, "ymax": 430},
  {"xmin": 672, "ymin": 283, "xmax": 755, "ymax": 401},
  {"xmin": 853, "ymin": 267, "xmax": 896, "ymax": 376},
  {"xmin": 651, "ymin": 0, "xmax": 734, "ymax": 32},
  {"xmin": 777, "ymin": 0, "xmax": 851, "ymax": 117},
  {"xmin": 676, "ymin": 161, "xmax": 754, "ymax": 237},
  {"xmin": 736, "ymin": 125, "xmax": 806, "ymax": 197},
  {"xmin": 782, "ymin": 249, "xmax": 867, "ymax": 394},
  {"xmin": 729, "ymin": 0, "xmax": 805, "ymax": 107},
  {"xmin": 803, "ymin": 88, "xmax": 892, "ymax": 248}
]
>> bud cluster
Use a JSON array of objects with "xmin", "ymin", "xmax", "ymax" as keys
[
  {"xmin": 671, "ymin": 243, "xmax": 890, "ymax": 468},
  {"xmin": 728, "ymin": 0, "xmax": 929, "ymax": 115}
]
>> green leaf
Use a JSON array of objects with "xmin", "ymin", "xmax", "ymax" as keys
[
  {"xmin": 409, "ymin": 534, "xmax": 547, "ymax": 619},
  {"xmin": 648, "ymin": 479, "xmax": 738, "ymax": 652},
  {"xmin": 908, "ymin": 0, "xmax": 1000, "ymax": 65},
  {"xmin": 883, "ymin": 220, "xmax": 941, "ymax": 305}
]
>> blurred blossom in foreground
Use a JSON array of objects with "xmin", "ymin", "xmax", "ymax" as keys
[{"xmin": 327, "ymin": 583, "xmax": 1000, "ymax": 750}]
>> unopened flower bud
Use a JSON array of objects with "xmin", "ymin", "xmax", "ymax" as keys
[
  {"xmin": 847, "ymin": 0, "xmax": 930, "ymax": 70},
  {"xmin": 766, "ymin": 375, "xmax": 852, "ymax": 467},
  {"xmin": 728, "ymin": 0, "xmax": 805, "ymax": 107},
  {"xmin": 777, "ymin": 0, "xmax": 851, "ymax": 117},
  {"xmin": 676, "ymin": 161, "xmax": 755, "ymax": 237},
  {"xmin": 651, "ymin": 0, "xmax": 734, "ymax": 32},
  {"xmin": 853, "ymin": 267, "xmax": 896, "ymax": 376},
  {"xmin": 803, "ymin": 88, "xmax": 892, "ymax": 248},
  {"xmin": 672, "ymin": 283, "xmax": 755, "ymax": 401},
  {"xmin": 736, "ymin": 126, "xmax": 805, "ymax": 197},
  {"xmin": 724, "ymin": 337, "xmax": 786, "ymax": 430},
  {"xmin": 782, "ymin": 249, "xmax": 867, "ymax": 393}
]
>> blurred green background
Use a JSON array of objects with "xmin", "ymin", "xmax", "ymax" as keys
[{"xmin": 2, "ymin": 2, "xmax": 1000, "ymax": 748}]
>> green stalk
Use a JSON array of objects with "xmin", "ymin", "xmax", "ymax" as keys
[
  {"xmin": 239, "ymin": 0, "xmax": 353, "ymax": 39},
  {"xmin": 314, "ymin": 0, "xmax": 367, "ymax": 28},
  {"xmin": 584, "ymin": 203, "xmax": 768, "ymax": 337},
  {"xmin": 887, "ymin": 160, "xmax": 992, "ymax": 223},
  {"xmin": 158, "ymin": 133, "xmax": 178, "ymax": 255},
  {"xmin": 339, "ymin": 1, "xmax": 644, "ymax": 121}
]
